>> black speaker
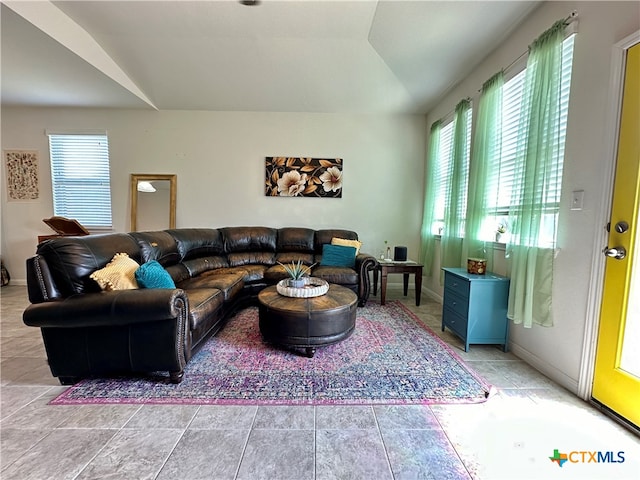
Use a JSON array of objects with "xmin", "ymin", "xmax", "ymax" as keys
[{"xmin": 394, "ymin": 246, "xmax": 407, "ymax": 261}]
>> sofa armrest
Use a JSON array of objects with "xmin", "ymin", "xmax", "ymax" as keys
[
  {"xmin": 23, "ymin": 288, "xmax": 188, "ymax": 328},
  {"xmin": 355, "ymin": 253, "xmax": 378, "ymax": 307}
]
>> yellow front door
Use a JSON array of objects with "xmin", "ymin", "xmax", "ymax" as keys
[{"xmin": 592, "ymin": 41, "xmax": 640, "ymax": 428}]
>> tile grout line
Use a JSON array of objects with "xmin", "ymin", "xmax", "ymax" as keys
[
  {"xmin": 151, "ymin": 404, "xmax": 201, "ymax": 479},
  {"xmin": 427, "ymin": 404, "xmax": 475, "ymax": 480},
  {"xmin": 232, "ymin": 405, "xmax": 259, "ymax": 480},
  {"xmin": 371, "ymin": 406, "xmax": 398, "ymax": 480}
]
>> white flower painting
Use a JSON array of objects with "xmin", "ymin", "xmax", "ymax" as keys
[{"xmin": 265, "ymin": 157, "xmax": 343, "ymax": 198}]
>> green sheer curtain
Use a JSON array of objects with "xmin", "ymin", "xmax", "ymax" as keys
[
  {"xmin": 440, "ymin": 99, "xmax": 471, "ymax": 273},
  {"xmin": 419, "ymin": 120, "xmax": 442, "ymax": 275},
  {"xmin": 463, "ymin": 72, "xmax": 504, "ymax": 273},
  {"xmin": 507, "ymin": 20, "xmax": 567, "ymax": 327}
]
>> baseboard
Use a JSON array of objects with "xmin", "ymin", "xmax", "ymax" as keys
[
  {"xmin": 4, "ymin": 279, "xmax": 27, "ymax": 286},
  {"xmin": 412, "ymin": 283, "xmax": 580, "ymax": 395},
  {"xmin": 509, "ymin": 342, "xmax": 579, "ymax": 394},
  {"xmin": 421, "ymin": 286, "xmax": 442, "ymax": 303}
]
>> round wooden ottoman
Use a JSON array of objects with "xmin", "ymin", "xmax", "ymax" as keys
[{"xmin": 257, "ymin": 284, "xmax": 357, "ymax": 357}]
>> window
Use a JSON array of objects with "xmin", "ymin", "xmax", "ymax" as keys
[
  {"xmin": 431, "ymin": 107, "xmax": 473, "ymax": 235},
  {"xmin": 481, "ymin": 34, "xmax": 575, "ymax": 246},
  {"xmin": 48, "ymin": 133, "xmax": 113, "ymax": 229}
]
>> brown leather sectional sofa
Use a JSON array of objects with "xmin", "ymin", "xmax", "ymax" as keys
[{"xmin": 23, "ymin": 227, "xmax": 377, "ymax": 384}]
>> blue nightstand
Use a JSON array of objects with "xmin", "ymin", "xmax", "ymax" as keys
[{"xmin": 441, "ymin": 267, "xmax": 510, "ymax": 352}]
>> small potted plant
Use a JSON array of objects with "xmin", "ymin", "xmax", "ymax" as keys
[
  {"xmin": 496, "ymin": 222, "xmax": 507, "ymax": 242},
  {"xmin": 279, "ymin": 260, "xmax": 315, "ymax": 288}
]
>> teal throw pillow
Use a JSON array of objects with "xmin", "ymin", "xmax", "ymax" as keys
[
  {"xmin": 135, "ymin": 260, "xmax": 176, "ymax": 289},
  {"xmin": 320, "ymin": 244, "xmax": 357, "ymax": 268}
]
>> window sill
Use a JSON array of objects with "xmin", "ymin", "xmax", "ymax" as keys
[{"xmin": 434, "ymin": 235, "xmax": 507, "ymax": 250}]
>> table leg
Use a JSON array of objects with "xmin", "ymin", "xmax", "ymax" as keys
[
  {"xmin": 380, "ymin": 269, "xmax": 388, "ymax": 305},
  {"xmin": 403, "ymin": 273, "xmax": 409, "ymax": 296},
  {"xmin": 373, "ymin": 269, "xmax": 379, "ymax": 296},
  {"xmin": 415, "ymin": 267, "xmax": 423, "ymax": 306}
]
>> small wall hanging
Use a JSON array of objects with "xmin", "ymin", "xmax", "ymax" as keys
[
  {"xmin": 4, "ymin": 150, "xmax": 39, "ymax": 201},
  {"xmin": 265, "ymin": 157, "xmax": 342, "ymax": 198}
]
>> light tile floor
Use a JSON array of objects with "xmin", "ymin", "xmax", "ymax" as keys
[{"xmin": 1, "ymin": 284, "xmax": 639, "ymax": 479}]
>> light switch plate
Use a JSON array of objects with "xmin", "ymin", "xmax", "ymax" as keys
[{"xmin": 571, "ymin": 190, "xmax": 584, "ymax": 210}]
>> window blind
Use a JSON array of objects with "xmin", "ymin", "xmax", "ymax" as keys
[
  {"xmin": 431, "ymin": 108, "xmax": 473, "ymax": 235},
  {"xmin": 48, "ymin": 134, "xmax": 113, "ymax": 229},
  {"xmin": 432, "ymin": 120, "xmax": 454, "ymax": 234},
  {"xmin": 483, "ymin": 34, "xmax": 575, "ymax": 245}
]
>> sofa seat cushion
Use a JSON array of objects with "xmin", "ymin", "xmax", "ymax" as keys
[
  {"xmin": 228, "ymin": 251, "xmax": 276, "ymax": 268},
  {"xmin": 177, "ymin": 271, "xmax": 245, "ymax": 302},
  {"xmin": 311, "ymin": 266, "xmax": 358, "ymax": 285},
  {"xmin": 275, "ymin": 252, "xmax": 315, "ymax": 266},
  {"xmin": 264, "ymin": 264, "xmax": 292, "ymax": 283},
  {"xmin": 183, "ymin": 288, "xmax": 224, "ymax": 331},
  {"xmin": 215, "ymin": 265, "xmax": 267, "ymax": 283}
]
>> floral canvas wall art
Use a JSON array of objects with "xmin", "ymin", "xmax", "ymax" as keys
[
  {"xmin": 4, "ymin": 150, "xmax": 39, "ymax": 201},
  {"xmin": 265, "ymin": 157, "xmax": 343, "ymax": 198}
]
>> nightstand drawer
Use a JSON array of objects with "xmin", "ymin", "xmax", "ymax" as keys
[
  {"xmin": 444, "ymin": 274, "xmax": 470, "ymax": 299},
  {"xmin": 443, "ymin": 290, "xmax": 469, "ymax": 318},
  {"xmin": 443, "ymin": 308, "xmax": 468, "ymax": 338}
]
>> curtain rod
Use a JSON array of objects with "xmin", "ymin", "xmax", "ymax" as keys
[
  {"xmin": 433, "ymin": 11, "xmax": 579, "ymax": 121},
  {"xmin": 478, "ymin": 11, "xmax": 579, "ymax": 92},
  {"xmin": 435, "ymin": 96, "xmax": 472, "ymax": 126}
]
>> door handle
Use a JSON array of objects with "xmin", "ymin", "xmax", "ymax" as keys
[{"xmin": 603, "ymin": 246, "xmax": 627, "ymax": 260}]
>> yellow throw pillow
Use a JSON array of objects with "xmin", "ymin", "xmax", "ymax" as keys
[
  {"xmin": 331, "ymin": 237, "xmax": 362, "ymax": 255},
  {"xmin": 90, "ymin": 253, "xmax": 140, "ymax": 291}
]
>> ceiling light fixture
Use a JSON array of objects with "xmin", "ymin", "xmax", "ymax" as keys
[{"xmin": 239, "ymin": 0, "xmax": 261, "ymax": 6}]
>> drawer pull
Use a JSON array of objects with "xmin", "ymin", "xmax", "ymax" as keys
[{"xmin": 452, "ymin": 301, "xmax": 457, "ymax": 306}]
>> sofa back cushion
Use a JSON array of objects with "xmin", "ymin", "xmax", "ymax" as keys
[
  {"xmin": 277, "ymin": 228, "xmax": 315, "ymax": 252},
  {"xmin": 228, "ymin": 251, "xmax": 276, "ymax": 268},
  {"xmin": 35, "ymin": 233, "xmax": 140, "ymax": 297},
  {"xmin": 166, "ymin": 228, "xmax": 224, "ymax": 261},
  {"xmin": 220, "ymin": 227, "xmax": 276, "ymax": 267},
  {"xmin": 314, "ymin": 229, "xmax": 359, "ymax": 255},
  {"xmin": 221, "ymin": 226, "xmax": 277, "ymax": 253},
  {"xmin": 274, "ymin": 227, "xmax": 316, "ymax": 265},
  {"xmin": 129, "ymin": 231, "xmax": 181, "ymax": 267},
  {"xmin": 182, "ymin": 256, "xmax": 230, "ymax": 277}
]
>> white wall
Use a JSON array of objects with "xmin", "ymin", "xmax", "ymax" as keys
[
  {"xmin": 423, "ymin": 1, "xmax": 640, "ymax": 392},
  {"xmin": 1, "ymin": 109, "xmax": 427, "ymax": 283}
]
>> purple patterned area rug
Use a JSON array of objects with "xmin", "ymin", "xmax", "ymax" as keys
[{"xmin": 50, "ymin": 301, "xmax": 493, "ymax": 406}]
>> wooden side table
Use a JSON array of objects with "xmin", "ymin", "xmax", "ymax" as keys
[{"xmin": 373, "ymin": 260, "xmax": 423, "ymax": 306}]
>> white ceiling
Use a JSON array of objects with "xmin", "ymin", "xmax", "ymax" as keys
[{"xmin": 1, "ymin": 0, "xmax": 540, "ymax": 114}]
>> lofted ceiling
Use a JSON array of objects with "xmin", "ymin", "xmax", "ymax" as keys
[{"xmin": 1, "ymin": 0, "xmax": 540, "ymax": 114}]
